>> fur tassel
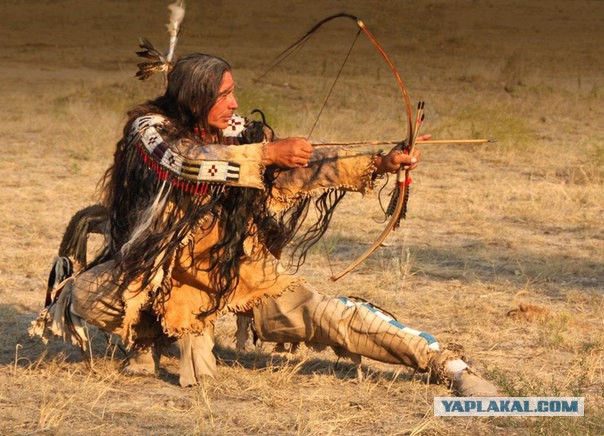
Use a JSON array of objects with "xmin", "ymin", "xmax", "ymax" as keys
[{"xmin": 165, "ymin": 1, "xmax": 186, "ymax": 62}]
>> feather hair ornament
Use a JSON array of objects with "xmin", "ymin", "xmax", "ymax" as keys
[{"xmin": 135, "ymin": 1, "xmax": 186, "ymax": 81}]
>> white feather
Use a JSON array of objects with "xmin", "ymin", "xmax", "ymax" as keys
[{"xmin": 165, "ymin": 1, "xmax": 186, "ymax": 62}]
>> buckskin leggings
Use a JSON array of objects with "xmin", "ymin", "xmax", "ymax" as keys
[{"xmin": 253, "ymin": 283, "xmax": 440, "ymax": 371}]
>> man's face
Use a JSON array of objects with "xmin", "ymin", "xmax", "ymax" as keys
[{"xmin": 207, "ymin": 71, "xmax": 238, "ymax": 130}]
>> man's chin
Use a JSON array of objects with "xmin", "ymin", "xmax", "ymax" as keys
[{"xmin": 209, "ymin": 122, "xmax": 229, "ymax": 130}]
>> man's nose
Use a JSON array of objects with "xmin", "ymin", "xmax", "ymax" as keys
[{"xmin": 229, "ymin": 94, "xmax": 238, "ymax": 109}]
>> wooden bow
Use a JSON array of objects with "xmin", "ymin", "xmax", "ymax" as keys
[
  {"xmin": 267, "ymin": 13, "xmax": 423, "ymax": 281},
  {"xmin": 324, "ymin": 15, "xmax": 420, "ymax": 281}
]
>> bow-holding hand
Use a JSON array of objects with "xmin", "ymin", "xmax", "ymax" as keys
[
  {"xmin": 262, "ymin": 137, "xmax": 313, "ymax": 168},
  {"xmin": 374, "ymin": 134, "xmax": 429, "ymax": 175}
]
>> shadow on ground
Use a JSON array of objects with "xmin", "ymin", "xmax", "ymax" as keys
[
  {"xmin": 214, "ymin": 342, "xmax": 420, "ymax": 384},
  {"xmin": 1, "ymin": 302, "xmax": 420, "ymax": 388},
  {"xmin": 0, "ymin": 303, "xmax": 128, "ymax": 369},
  {"xmin": 325, "ymin": 233, "xmax": 603, "ymax": 291}
]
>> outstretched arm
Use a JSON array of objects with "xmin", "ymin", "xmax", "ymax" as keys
[{"xmin": 267, "ymin": 136, "xmax": 424, "ymax": 202}]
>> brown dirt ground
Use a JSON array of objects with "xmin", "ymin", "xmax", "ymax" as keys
[{"xmin": 1, "ymin": 0, "xmax": 602, "ymax": 434}]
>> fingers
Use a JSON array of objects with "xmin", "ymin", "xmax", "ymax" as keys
[
  {"xmin": 375, "ymin": 144, "xmax": 422, "ymax": 175},
  {"xmin": 388, "ymin": 148, "xmax": 421, "ymax": 171},
  {"xmin": 299, "ymin": 140, "xmax": 313, "ymax": 155},
  {"xmin": 290, "ymin": 138, "xmax": 312, "ymax": 167},
  {"xmin": 296, "ymin": 141, "xmax": 313, "ymax": 160},
  {"xmin": 397, "ymin": 153, "xmax": 417, "ymax": 169},
  {"xmin": 268, "ymin": 137, "xmax": 313, "ymax": 168},
  {"xmin": 291, "ymin": 154, "xmax": 311, "ymax": 167},
  {"xmin": 406, "ymin": 148, "xmax": 421, "ymax": 169}
]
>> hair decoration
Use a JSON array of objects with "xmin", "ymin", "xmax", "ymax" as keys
[{"xmin": 135, "ymin": 1, "xmax": 186, "ymax": 81}]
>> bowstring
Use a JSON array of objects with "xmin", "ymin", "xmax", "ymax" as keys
[
  {"xmin": 254, "ymin": 15, "xmax": 364, "ymax": 277},
  {"xmin": 255, "ymin": 13, "xmax": 358, "ymax": 84},
  {"xmin": 255, "ymin": 34, "xmax": 314, "ymax": 83},
  {"xmin": 306, "ymin": 28, "xmax": 361, "ymax": 141},
  {"xmin": 307, "ymin": 28, "xmax": 361, "ymax": 277}
]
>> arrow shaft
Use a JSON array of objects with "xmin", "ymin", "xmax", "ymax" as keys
[{"xmin": 312, "ymin": 138, "xmax": 495, "ymax": 146}]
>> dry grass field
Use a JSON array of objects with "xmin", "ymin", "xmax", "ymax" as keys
[{"xmin": 1, "ymin": 0, "xmax": 602, "ymax": 434}]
